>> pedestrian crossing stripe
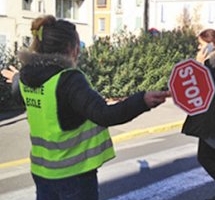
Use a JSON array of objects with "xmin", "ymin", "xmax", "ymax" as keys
[
  {"xmin": 0, "ymin": 143, "xmax": 214, "ymax": 200},
  {"xmin": 108, "ymin": 167, "xmax": 213, "ymax": 200}
]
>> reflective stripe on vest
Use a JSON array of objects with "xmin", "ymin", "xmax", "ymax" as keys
[
  {"xmin": 19, "ymin": 69, "xmax": 115, "ymax": 179},
  {"xmin": 31, "ymin": 126, "xmax": 106, "ymax": 149},
  {"xmin": 31, "ymin": 139, "xmax": 113, "ymax": 169}
]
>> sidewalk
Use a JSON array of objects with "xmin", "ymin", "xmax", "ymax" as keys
[
  {"xmin": 0, "ymin": 109, "xmax": 26, "ymax": 127},
  {"xmin": 0, "ymin": 107, "xmax": 25, "ymax": 120},
  {"xmin": 109, "ymin": 97, "xmax": 187, "ymax": 142},
  {"xmin": 0, "ymin": 98, "xmax": 187, "ymax": 139}
]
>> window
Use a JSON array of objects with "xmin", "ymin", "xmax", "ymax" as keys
[
  {"xmin": 23, "ymin": 0, "xmax": 32, "ymax": 10},
  {"xmin": 160, "ymin": 4, "xmax": 166, "ymax": 23},
  {"xmin": 22, "ymin": 36, "xmax": 31, "ymax": 48},
  {"xmin": 0, "ymin": 34, "xmax": 6, "ymax": 46},
  {"xmin": 136, "ymin": 0, "xmax": 142, "ymax": 7},
  {"xmin": 115, "ymin": 17, "xmax": 123, "ymax": 32},
  {"xmin": 56, "ymin": 0, "xmax": 79, "ymax": 19},
  {"xmin": 208, "ymin": 4, "xmax": 215, "ymax": 23},
  {"xmin": 0, "ymin": 0, "xmax": 6, "ymax": 15},
  {"xmin": 181, "ymin": 4, "xmax": 191, "ymax": 25},
  {"xmin": 97, "ymin": 0, "xmax": 106, "ymax": 7},
  {"xmin": 98, "ymin": 18, "xmax": 105, "ymax": 32},
  {"xmin": 135, "ymin": 17, "xmax": 141, "ymax": 29},
  {"xmin": 117, "ymin": 0, "xmax": 122, "ymax": 9},
  {"xmin": 38, "ymin": 0, "xmax": 44, "ymax": 13}
]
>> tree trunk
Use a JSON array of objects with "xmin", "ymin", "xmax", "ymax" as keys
[{"xmin": 144, "ymin": 0, "xmax": 149, "ymax": 31}]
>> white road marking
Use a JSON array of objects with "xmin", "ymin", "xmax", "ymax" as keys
[
  {"xmin": 99, "ymin": 143, "xmax": 197, "ymax": 182},
  {"xmin": 108, "ymin": 167, "xmax": 213, "ymax": 200},
  {"xmin": 0, "ymin": 186, "xmax": 35, "ymax": 200},
  {"xmin": 1, "ymin": 143, "xmax": 212, "ymax": 200}
]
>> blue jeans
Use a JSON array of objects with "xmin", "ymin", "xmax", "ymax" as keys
[{"xmin": 32, "ymin": 170, "xmax": 98, "ymax": 200}]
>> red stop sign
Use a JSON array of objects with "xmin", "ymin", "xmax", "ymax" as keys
[{"xmin": 168, "ymin": 58, "xmax": 215, "ymax": 115}]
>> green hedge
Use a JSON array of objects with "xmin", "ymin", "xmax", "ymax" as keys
[
  {"xmin": 0, "ymin": 28, "xmax": 197, "ymax": 110},
  {"xmin": 78, "ymin": 28, "xmax": 197, "ymax": 98},
  {"xmin": 0, "ymin": 46, "xmax": 22, "ymax": 111}
]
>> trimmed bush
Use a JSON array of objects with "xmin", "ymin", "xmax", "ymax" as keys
[
  {"xmin": 0, "ymin": 28, "xmax": 198, "ymax": 110},
  {"xmin": 0, "ymin": 45, "xmax": 22, "ymax": 111},
  {"xmin": 78, "ymin": 28, "xmax": 197, "ymax": 98}
]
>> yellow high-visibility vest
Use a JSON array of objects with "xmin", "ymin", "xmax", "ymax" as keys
[{"xmin": 19, "ymin": 69, "xmax": 115, "ymax": 179}]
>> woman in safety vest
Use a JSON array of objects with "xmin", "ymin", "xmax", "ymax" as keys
[{"xmin": 1, "ymin": 15, "xmax": 170, "ymax": 200}]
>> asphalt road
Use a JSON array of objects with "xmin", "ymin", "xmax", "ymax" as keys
[
  {"xmin": 0, "ymin": 98, "xmax": 215, "ymax": 200},
  {"xmin": 0, "ymin": 118, "xmax": 215, "ymax": 200}
]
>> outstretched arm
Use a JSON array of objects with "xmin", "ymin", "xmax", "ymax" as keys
[
  {"xmin": 1, "ymin": 66, "xmax": 24, "ymax": 105},
  {"xmin": 1, "ymin": 65, "xmax": 19, "ymax": 83}
]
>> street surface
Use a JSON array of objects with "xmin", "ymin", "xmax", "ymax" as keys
[
  {"xmin": 99, "ymin": 131, "xmax": 215, "ymax": 200},
  {"xmin": 0, "ymin": 99, "xmax": 215, "ymax": 200}
]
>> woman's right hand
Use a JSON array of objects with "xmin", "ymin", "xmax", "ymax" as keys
[
  {"xmin": 144, "ymin": 90, "xmax": 171, "ymax": 108},
  {"xmin": 1, "ymin": 65, "xmax": 18, "ymax": 83},
  {"xmin": 196, "ymin": 43, "xmax": 214, "ymax": 64}
]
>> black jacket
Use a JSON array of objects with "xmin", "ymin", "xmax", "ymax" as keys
[
  {"xmin": 13, "ymin": 52, "xmax": 150, "ymax": 131},
  {"xmin": 182, "ymin": 53, "xmax": 215, "ymax": 139}
]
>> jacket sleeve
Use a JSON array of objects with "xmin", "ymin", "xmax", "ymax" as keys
[
  {"xmin": 181, "ymin": 59, "xmax": 215, "ymax": 139},
  {"xmin": 58, "ymin": 70, "xmax": 151, "ymax": 127},
  {"xmin": 11, "ymin": 73, "xmax": 25, "ymax": 106},
  {"xmin": 182, "ymin": 97, "xmax": 215, "ymax": 139}
]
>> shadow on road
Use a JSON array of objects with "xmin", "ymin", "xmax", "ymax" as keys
[
  {"xmin": 99, "ymin": 155, "xmax": 215, "ymax": 200},
  {"xmin": 0, "ymin": 109, "xmax": 26, "ymax": 127},
  {"xmin": 0, "ymin": 108, "xmax": 25, "ymax": 121}
]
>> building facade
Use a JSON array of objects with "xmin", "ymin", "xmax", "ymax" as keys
[
  {"xmin": 149, "ymin": 0, "xmax": 215, "ymax": 32},
  {"xmin": 97, "ymin": 0, "xmax": 215, "ymax": 37},
  {"xmin": 0, "ymin": 0, "xmax": 94, "ymax": 51},
  {"xmin": 110, "ymin": 0, "xmax": 144, "ymax": 36},
  {"xmin": 1, "ymin": 0, "xmax": 215, "ymax": 51},
  {"xmin": 93, "ymin": 0, "xmax": 145, "ymax": 38},
  {"xmin": 93, "ymin": 0, "xmax": 111, "ymax": 38}
]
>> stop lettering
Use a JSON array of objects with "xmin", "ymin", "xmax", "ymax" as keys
[{"xmin": 168, "ymin": 59, "xmax": 215, "ymax": 116}]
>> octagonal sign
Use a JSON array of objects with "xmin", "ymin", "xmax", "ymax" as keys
[{"xmin": 168, "ymin": 58, "xmax": 215, "ymax": 116}]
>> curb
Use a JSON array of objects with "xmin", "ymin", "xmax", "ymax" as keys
[
  {"xmin": 0, "ymin": 113, "xmax": 27, "ymax": 127},
  {"xmin": 0, "ymin": 119, "xmax": 184, "ymax": 169},
  {"xmin": 0, "ymin": 111, "xmax": 184, "ymax": 143},
  {"xmin": 112, "ymin": 120, "xmax": 184, "ymax": 144}
]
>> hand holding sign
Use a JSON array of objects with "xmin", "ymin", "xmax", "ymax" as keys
[{"xmin": 168, "ymin": 59, "xmax": 215, "ymax": 116}]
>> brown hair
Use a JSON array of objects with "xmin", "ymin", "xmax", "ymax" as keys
[
  {"xmin": 30, "ymin": 15, "xmax": 80, "ymax": 55},
  {"xmin": 198, "ymin": 29, "xmax": 215, "ymax": 45}
]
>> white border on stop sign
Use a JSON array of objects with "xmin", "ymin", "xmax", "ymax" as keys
[{"xmin": 168, "ymin": 58, "xmax": 215, "ymax": 116}]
